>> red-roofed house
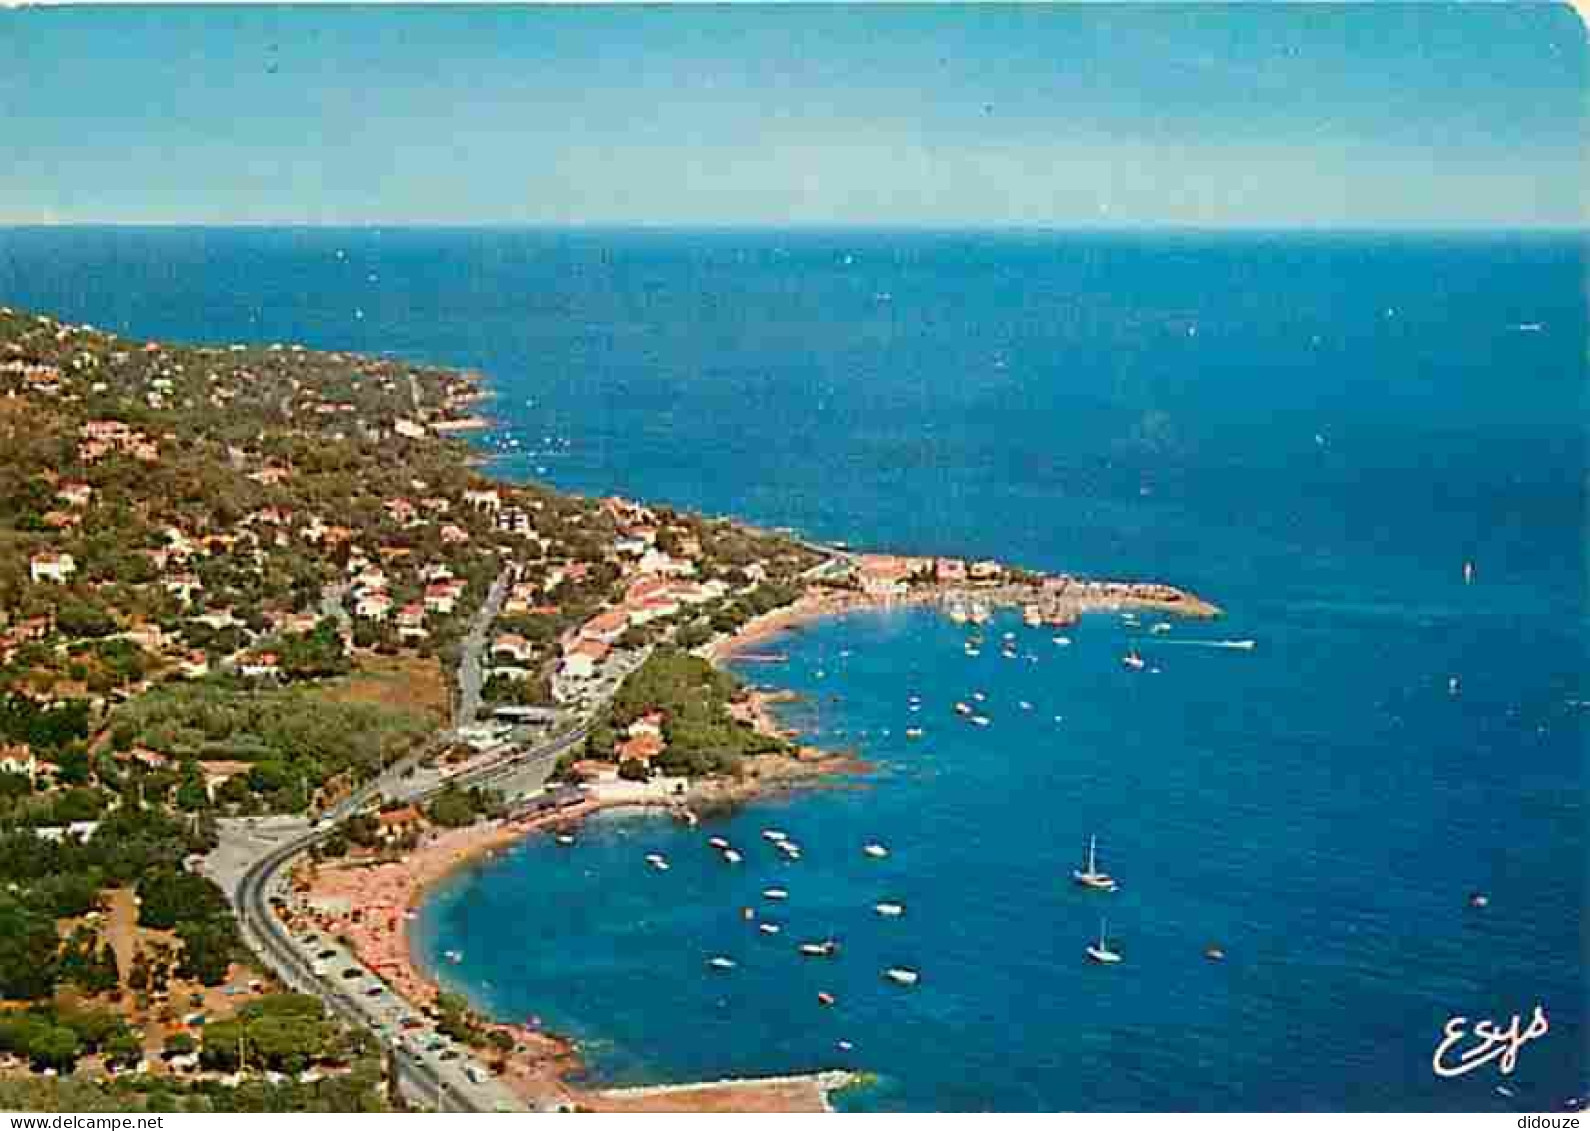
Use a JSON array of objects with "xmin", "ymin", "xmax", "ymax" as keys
[
  {"xmin": 580, "ymin": 610, "xmax": 630, "ymax": 644},
  {"xmin": 560, "ymin": 639, "xmax": 609, "ymax": 680},
  {"xmin": 616, "ymin": 733, "xmax": 664, "ymax": 766},
  {"xmin": 491, "ymin": 634, "xmax": 533, "ymax": 664},
  {"xmin": 627, "ymin": 712, "xmax": 664, "ymax": 740}
]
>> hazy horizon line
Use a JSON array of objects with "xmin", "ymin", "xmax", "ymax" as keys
[{"xmin": 2, "ymin": 221, "xmax": 1585, "ymax": 236}]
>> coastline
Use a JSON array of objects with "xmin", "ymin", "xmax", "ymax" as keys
[
  {"xmin": 299, "ymin": 783, "xmax": 859, "ymax": 1111},
  {"xmin": 286, "ymin": 368, "xmax": 1221, "ymax": 1111},
  {"xmin": 300, "ymin": 577, "xmax": 1213, "ymax": 1110}
]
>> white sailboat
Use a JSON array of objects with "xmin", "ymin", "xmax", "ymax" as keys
[
  {"xmin": 1086, "ymin": 918, "xmax": 1122, "ymax": 964},
  {"xmin": 1072, "ymin": 834, "xmax": 1118, "ymax": 892}
]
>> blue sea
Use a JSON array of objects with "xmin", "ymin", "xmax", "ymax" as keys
[{"xmin": 1, "ymin": 227, "xmax": 1584, "ymax": 1110}]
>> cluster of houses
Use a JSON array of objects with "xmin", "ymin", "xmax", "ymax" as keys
[
  {"xmin": 851, "ymin": 554, "xmax": 1006, "ymax": 599},
  {"xmin": 77, "ymin": 419, "xmax": 160, "ymax": 464},
  {"xmin": 564, "ymin": 710, "xmax": 669, "ymax": 783}
]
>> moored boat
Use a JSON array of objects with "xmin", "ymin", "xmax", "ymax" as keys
[
  {"xmin": 1086, "ymin": 918, "xmax": 1122, "ymax": 964},
  {"xmin": 885, "ymin": 967, "xmax": 920, "ymax": 986},
  {"xmin": 1072, "ymin": 834, "xmax": 1119, "ymax": 892}
]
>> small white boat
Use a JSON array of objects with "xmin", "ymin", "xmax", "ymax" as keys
[
  {"xmin": 1053, "ymin": 635, "xmax": 1071, "ymax": 646},
  {"xmin": 554, "ymin": 834, "xmax": 575, "ymax": 846},
  {"xmin": 905, "ymin": 727, "xmax": 924, "ymax": 739},
  {"xmin": 707, "ymin": 956, "xmax": 736, "ymax": 971},
  {"xmin": 963, "ymin": 645, "xmax": 981, "ymax": 657},
  {"xmin": 758, "ymin": 922, "xmax": 781, "ymax": 935},
  {"xmin": 444, "ymin": 950, "xmax": 463, "ymax": 964},
  {"xmin": 863, "ymin": 843, "xmax": 889, "ymax": 859},
  {"xmin": 954, "ymin": 701, "xmax": 972, "ymax": 716},
  {"xmin": 723, "ymin": 849, "xmax": 743, "ymax": 864},
  {"xmin": 1086, "ymin": 918, "xmax": 1122, "ymax": 965},
  {"xmin": 885, "ymin": 967, "xmax": 920, "ymax": 986},
  {"xmin": 1018, "ymin": 700, "xmax": 1032, "ymax": 711},
  {"xmin": 874, "ymin": 902, "xmax": 905, "ymax": 917},
  {"xmin": 971, "ymin": 715, "xmax": 991, "ymax": 727},
  {"xmin": 708, "ymin": 836, "xmax": 729, "ymax": 850},
  {"xmin": 973, "ymin": 691, "xmax": 986, "ymax": 702},
  {"xmin": 817, "ymin": 991, "xmax": 836, "ymax": 1007},
  {"xmin": 762, "ymin": 829, "xmax": 788, "ymax": 843},
  {"xmin": 1072, "ymin": 835, "xmax": 1119, "ymax": 892},
  {"xmin": 799, "ymin": 940, "xmax": 839, "ymax": 957},
  {"xmin": 1122, "ymin": 650, "xmax": 1146, "ymax": 671},
  {"xmin": 646, "ymin": 853, "xmax": 670, "ymax": 872},
  {"xmin": 837, "ymin": 1040, "xmax": 854, "ymax": 1051},
  {"xmin": 763, "ymin": 887, "xmax": 789, "ymax": 901}
]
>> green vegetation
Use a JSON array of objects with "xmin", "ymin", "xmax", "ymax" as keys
[
  {"xmin": 0, "ymin": 302, "xmax": 822, "ymax": 1110},
  {"xmin": 583, "ymin": 647, "xmax": 788, "ymax": 778},
  {"xmin": 201, "ymin": 993, "xmax": 365, "ymax": 1075},
  {"xmin": 0, "ymin": 1064, "xmax": 392, "ymax": 1113},
  {"xmin": 425, "ymin": 786, "xmax": 504, "ymax": 828},
  {"xmin": 136, "ymin": 868, "xmax": 241, "ymax": 985},
  {"xmin": 0, "ymin": 1005, "xmax": 139, "ymax": 1074},
  {"xmin": 108, "ymin": 682, "xmax": 431, "ymax": 812}
]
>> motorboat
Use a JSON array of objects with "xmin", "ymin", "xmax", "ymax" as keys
[
  {"xmin": 863, "ymin": 843, "xmax": 889, "ymax": 859},
  {"xmin": 707, "ymin": 956, "xmax": 736, "ymax": 971},
  {"xmin": 874, "ymin": 902, "xmax": 905, "ymax": 917},
  {"xmin": 763, "ymin": 887, "xmax": 789, "ymax": 901},
  {"xmin": 799, "ymin": 940, "xmax": 839, "ymax": 958},
  {"xmin": 885, "ymin": 967, "xmax": 920, "ymax": 986}
]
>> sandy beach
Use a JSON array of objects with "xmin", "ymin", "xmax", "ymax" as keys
[
  {"xmin": 295, "ymin": 573, "xmax": 1213, "ymax": 1110},
  {"xmin": 298, "ymin": 782, "xmax": 856, "ymax": 1111}
]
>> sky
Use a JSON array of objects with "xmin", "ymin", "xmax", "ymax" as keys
[{"xmin": 0, "ymin": 3, "xmax": 1584, "ymax": 229}]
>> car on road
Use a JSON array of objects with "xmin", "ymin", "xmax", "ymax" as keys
[
  {"xmin": 365, "ymin": 986, "xmax": 384, "ymax": 997},
  {"xmin": 440, "ymin": 1051, "xmax": 461, "ymax": 1062},
  {"xmin": 340, "ymin": 968, "xmax": 362, "ymax": 980},
  {"xmin": 317, "ymin": 949, "xmax": 338, "ymax": 959}
]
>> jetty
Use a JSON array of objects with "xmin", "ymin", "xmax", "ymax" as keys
[{"xmin": 584, "ymin": 1070, "xmax": 859, "ymax": 1113}]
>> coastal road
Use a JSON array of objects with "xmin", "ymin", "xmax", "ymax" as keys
[
  {"xmin": 218, "ymin": 562, "xmax": 586, "ymax": 1111},
  {"xmin": 455, "ymin": 565, "xmax": 515, "ymax": 729},
  {"xmin": 224, "ymin": 698, "xmax": 603, "ymax": 1108},
  {"xmin": 233, "ymin": 828, "xmax": 519, "ymax": 1112}
]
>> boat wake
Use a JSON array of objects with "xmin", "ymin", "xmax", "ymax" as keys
[{"xmin": 1150, "ymin": 639, "xmax": 1256, "ymax": 650}]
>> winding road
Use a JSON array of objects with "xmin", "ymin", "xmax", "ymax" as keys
[{"xmin": 223, "ymin": 563, "xmax": 591, "ymax": 1111}]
